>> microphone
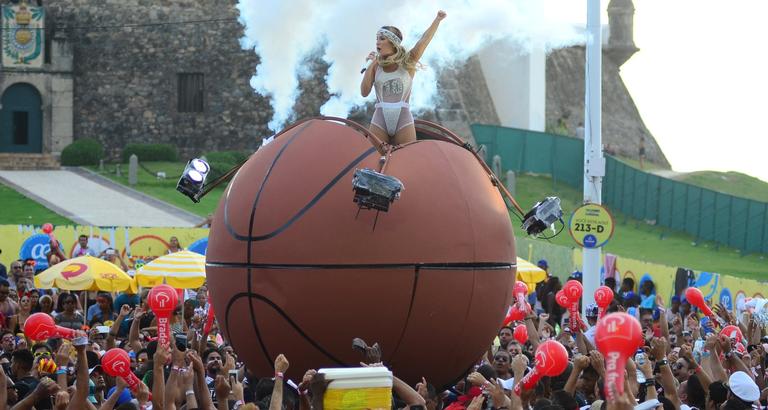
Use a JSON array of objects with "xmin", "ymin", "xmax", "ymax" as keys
[{"xmin": 361, "ymin": 53, "xmax": 378, "ymax": 74}]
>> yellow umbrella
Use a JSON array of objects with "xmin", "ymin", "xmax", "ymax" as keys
[
  {"xmin": 135, "ymin": 250, "xmax": 206, "ymax": 289},
  {"xmin": 35, "ymin": 256, "xmax": 137, "ymax": 292},
  {"xmin": 516, "ymin": 257, "xmax": 547, "ymax": 288}
]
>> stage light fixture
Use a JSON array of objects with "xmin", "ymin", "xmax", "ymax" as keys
[
  {"xmin": 177, "ymin": 158, "xmax": 210, "ymax": 203},
  {"xmin": 352, "ymin": 168, "xmax": 404, "ymax": 212},
  {"xmin": 522, "ymin": 196, "xmax": 563, "ymax": 236}
]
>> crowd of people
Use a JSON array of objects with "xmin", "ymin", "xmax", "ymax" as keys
[{"xmin": 0, "ymin": 234, "xmax": 765, "ymax": 410}]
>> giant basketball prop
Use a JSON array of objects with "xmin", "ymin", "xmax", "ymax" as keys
[{"xmin": 206, "ymin": 118, "xmax": 516, "ymax": 387}]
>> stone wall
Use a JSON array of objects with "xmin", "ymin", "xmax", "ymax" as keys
[
  {"xmin": 546, "ymin": 46, "xmax": 670, "ymax": 167},
  {"xmin": 38, "ymin": 0, "xmax": 497, "ymax": 159},
  {"xmin": 44, "ymin": 0, "xmax": 271, "ymax": 159}
]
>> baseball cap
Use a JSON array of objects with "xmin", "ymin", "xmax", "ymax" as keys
[
  {"xmin": 586, "ymin": 303, "xmax": 599, "ymax": 318},
  {"xmin": 537, "ymin": 259, "xmax": 548, "ymax": 269},
  {"xmin": 728, "ymin": 371, "xmax": 759, "ymax": 402},
  {"xmin": 106, "ymin": 386, "xmax": 133, "ymax": 406}
]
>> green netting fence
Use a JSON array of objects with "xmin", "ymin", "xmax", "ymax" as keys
[{"xmin": 471, "ymin": 124, "xmax": 768, "ymax": 254}]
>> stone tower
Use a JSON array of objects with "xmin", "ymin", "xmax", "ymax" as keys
[{"xmin": 607, "ymin": 0, "xmax": 639, "ymax": 67}]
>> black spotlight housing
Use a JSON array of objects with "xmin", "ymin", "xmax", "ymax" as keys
[
  {"xmin": 176, "ymin": 158, "xmax": 210, "ymax": 203},
  {"xmin": 352, "ymin": 168, "xmax": 404, "ymax": 212},
  {"xmin": 522, "ymin": 196, "xmax": 563, "ymax": 235}
]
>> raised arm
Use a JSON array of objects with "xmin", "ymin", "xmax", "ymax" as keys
[
  {"xmin": 107, "ymin": 304, "xmax": 131, "ymax": 350},
  {"xmin": 360, "ymin": 52, "xmax": 378, "ymax": 97},
  {"xmin": 652, "ymin": 337, "xmax": 681, "ymax": 409},
  {"xmin": 128, "ymin": 307, "xmax": 145, "ymax": 353},
  {"xmin": 408, "ymin": 11, "xmax": 447, "ymax": 64},
  {"xmin": 67, "ymin": 336, "xmax": 90, "ymax": 410},
  {"xmin": 152, "ymin": 344, "xmax": 170, "ymax": 410},
  {"xmin": 99, "ymin": 378, "xmax": 127, "ymax": 410},
  {"xmin": 270, "ymin": 354, "xmax": 289, "ymax": 410},
  {"xmin": 565, "ymin": 355, "xmax": 589, "ymax": 394}
]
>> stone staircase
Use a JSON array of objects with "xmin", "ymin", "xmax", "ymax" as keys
[
  {"xmin": 0, "ymin": 153, "xmax": 60, "ymax": 170},
  {"xmin": 431, "ymin": 56, "xmax": 501, "ymax": 146}
]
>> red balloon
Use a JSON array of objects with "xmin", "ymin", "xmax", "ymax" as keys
[
  {"xmin": 685, "ymin": 287, "xmax": 714, "ymax": 317},
  {"xmin": 513, "ymin": 324, "xmax": 528, "ymax": 344},
  {"xmin": 508, "ymin": 304, "xmax": 527, "ymax": 322},
  {"xmin": 148, "ymin": 284, "xmax": 178, "ymax": 348},
  {"xmin": 102, "ymin": 348, "xmax": 142, "ymax": 392},
  {"xmin": 513, "ymin": 281, "xmax": 528, "ymax": 306},
  {"xmin": 594, "ymin": 286, "xmax": 614, "ymax": 308},
  {"xmin": 24, "ymin": 313, "xmax": 76, "ymax": 341},
  {"xmin": 42, "ymin": 223, "xmax": 53, "ymax": 234},
  {"xmin": 594, "ymin": 286, "xmax": 614, "ymax": 320},
  {"xmin": 514, "ymin": 340, "xmax": 568, "ymax": 394},
  {"xmin": 595, "ymin": 313, "xmax": 643, "ymax": 401},
  {"xmin": 555, "ymin": 290, "xmax": 570, "ymax": 309},
  {"xmin": 563, "ymin": 280, "xmax": 583, "ymax": 302},
  {"xmin": 720, "ymin": 325, "xmax": 744, "ymax": 343}
]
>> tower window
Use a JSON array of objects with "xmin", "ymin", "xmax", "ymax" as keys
[{"xmin": 177, "ymin": 73, "xmax": 204, "ymax": 113}]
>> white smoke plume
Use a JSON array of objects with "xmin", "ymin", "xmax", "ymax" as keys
[{"xmin": 237, "ymin": 0, "xmax": 589, "ymax": 132}]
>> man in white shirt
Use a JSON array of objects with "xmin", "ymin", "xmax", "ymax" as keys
[{"xmin": 73, "ymin": 235, "xmax": 98, "ymax": 257}]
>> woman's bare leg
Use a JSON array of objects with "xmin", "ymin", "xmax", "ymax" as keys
[
  {"xmin": 392, "ymin": 123, "xmax": 417, "ymax": 146},
  {"xmin": 368, "ymin": 124, "xmax": 391, "ymax": 153}
]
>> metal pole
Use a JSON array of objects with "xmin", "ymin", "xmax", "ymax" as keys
[{"xmin": 582, "ymin": 0, "xmax": 606, "ymax": 315}]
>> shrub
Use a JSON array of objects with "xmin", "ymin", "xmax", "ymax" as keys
[
  {"xmin": 202, "ymin": 151, "xmax": 251, "ymax": 180},
  {"xmin": 60, "ymin": 138, "xmax": 104, "ymax": 166},
  {"xmin": 122, "ymin": 143, "xmax": 178, "ymax": 162}
]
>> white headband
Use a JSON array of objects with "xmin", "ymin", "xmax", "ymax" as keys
[{"xmin": 377, "ymin": 28, "xmax": 401, "ymax": 45}]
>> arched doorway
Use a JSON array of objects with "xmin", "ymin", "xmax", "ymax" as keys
[{"xmin": 0, "ymin": 83, "xmax": 43, "ymax": 153}]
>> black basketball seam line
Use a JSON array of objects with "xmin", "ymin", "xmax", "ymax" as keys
[
  {"xmin": 246, "ymin": 268, "xmax": 273, "ymax": 369},
  {"xmin": 386, "ymin": 265, "xmax": 420, "ymax": 364},
  {"xmin": 240, "ymin": 124, "xmax": 314, "ymax": 367},
  {"xmin": 206, "ymin": 262, "xmax": 515, "ymax": 270},
  {"xmin": 245, "ymin": 146, "xmax": 377, "ymax": 241},
  {"xmin": 225, "ymin": 291, "xmax": 348, "ymax": 367},
  {"xmin": 224, "ymin": 129, "xmax": 377, "ymax": 242},
  {"xmin": 433, "ymin": 142, "xmax": 479, "ymax": 265},
  {"xmin": 224, "ymin": 121, "xmax": 311, "ymax": 241}
]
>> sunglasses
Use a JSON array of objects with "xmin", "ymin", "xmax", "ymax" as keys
[
  {"xmin": 34, "ymin": 352, "xmax": 50, "ymax": 358},
  {"xmin": 493, "ymin": 356, "xmax": 509, "ymax": 362}
]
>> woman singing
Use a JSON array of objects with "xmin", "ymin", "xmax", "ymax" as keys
[{"xmin": 361, "ymin": 10, "xmax": 447, "ymax": 146}]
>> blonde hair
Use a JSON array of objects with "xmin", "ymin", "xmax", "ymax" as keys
[{"xmin": 376, "ymin": 26, "xmax": 419, "ymax": 72}]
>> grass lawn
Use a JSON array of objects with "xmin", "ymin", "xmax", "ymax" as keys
[
  {"xmin": 509, "ymin": 174, "xmax": 767, "ymax": 280},
  {"xmin": 85, "ymin": 162, "xmax": 226, "ymax": 218},
  {"xmin": 678, "ymin": 171, "xmax": 768, "ymax": 203},
  {"xmin": 613, "ymin": 156, "xmax": 768, "ymax": 203},
  {"xmin": 0, "ymin": 183, "xmax": 74, "ymax": 225}
]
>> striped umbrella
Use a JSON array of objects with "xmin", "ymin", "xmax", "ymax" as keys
[
  {"xmin": 516, "ymin": 257, "xmax": 547, "ymax": 288},
  {"xmin": 135, "ymin": 250, "xmax": 206, "ymax": 289},
  {"xmin": 35, "ymin": 256, "xmax": 137, "ymax": 292}
]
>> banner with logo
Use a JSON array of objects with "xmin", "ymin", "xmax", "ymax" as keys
[
  {"xmin": 0, "ymin": 225, "xmax": 209, "ymax": 271},
  {"xmin": 572, "ymin": 251, "xmax": 768, "ymax": 315},
  {"xmin": 2, "ymin": 3, "xmax": 45, "ymax": 67}
]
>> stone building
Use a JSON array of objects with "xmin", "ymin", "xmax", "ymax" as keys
[{"xmin": 0, "ymin": 0, "xmax": 269, "ymax": 167}]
